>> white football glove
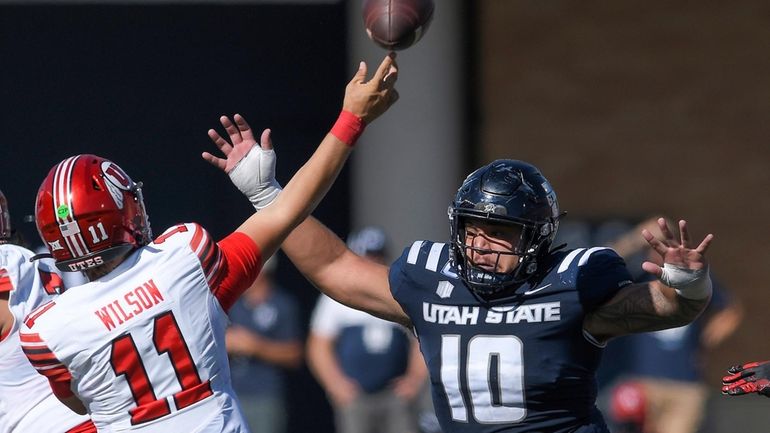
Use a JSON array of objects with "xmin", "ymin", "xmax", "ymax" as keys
[{"xmin": 228, "ymin": 144, "xmax": 282, "ymax": 211}]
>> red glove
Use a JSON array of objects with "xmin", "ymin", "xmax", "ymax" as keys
[{"xmin": 722, "ymin": 360, "xmax": 770, "ymax": 397}]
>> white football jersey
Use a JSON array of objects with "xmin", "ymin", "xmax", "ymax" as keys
[
  {"xmin": 20, "ymin": 224, "xmax": 254, "ymax": 433},
  {"xmin": 0, "ymin": 244, "xmax": 92, "ymax": 433}
]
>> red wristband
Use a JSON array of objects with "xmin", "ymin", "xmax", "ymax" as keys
[{"xmin": 330, "ymin": 110, "xmax": 366, "ymax": 147}]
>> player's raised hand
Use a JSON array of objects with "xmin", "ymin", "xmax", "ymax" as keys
[
  {"xmin": 342, "ymin": 53, "xmax": 399, "ymax": 124},
  {"xmin": 641, "ymin": 218, "xmax": 714, "ymax": 275},
  {"xmin": 640, "ymin": 218, "xmax": 713, "ymax": 300},
  {"xmin": 722, "ymin": 361, "xmax": 770, "ymax": 397},
  {"xmin": 202, "ymin": 114, "xmax": 281, "ymax": 210},
  {"xmin": 202, "ymin": 114, "xmax": 272, "ymax": 174}
]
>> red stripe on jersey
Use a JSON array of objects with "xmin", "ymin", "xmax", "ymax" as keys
[
  {"xmin": 199, "ymin": 238, "xmax": 217, "ymax": 272},
  {"xmin": 211, "ymin": 232, "xmax": 262, "ymax": 312},
  {"xmin": 0, "ymin": 275, "xmax": 12, "ymax": 293},
  {"xmin": 187, "ymin": 224, "xmax": 225, "ymax": 288},
  {"xmin": 205, "ymin": 253, "xmax": 224, "ymax": 285},
  {"xmin": 19, "ymin": 332, "xmax": 45, "ymax": 343},
  {"xmin": 38, "ymin": 365, "xmax": 70, "ymax": 378},
  {"xmin": 66, "ymin": 420, "xmax": 97, "ymax": 433},
  {"xmin": 189, "ymin": 224, "xmax": 205, "ymax": 254},
  {"xmin": 28, "ymin": 358, "xmax": 61, "ymax": 369},
  {"xmin": 24, "ymin": 350, "xmax": 58, "ymax": 363}
]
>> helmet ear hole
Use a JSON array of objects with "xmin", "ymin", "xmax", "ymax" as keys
[{"xmin": 92, "ymin": 176, "xmax": 103, "ymax": 191}]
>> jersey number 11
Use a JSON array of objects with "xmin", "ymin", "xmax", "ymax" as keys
[{"xmin": 110, "ymin": 311, "xmax": 213, "ymax": 425}]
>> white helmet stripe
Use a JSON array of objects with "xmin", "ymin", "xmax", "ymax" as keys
[
  {"xmin": 53, "ymin": 157, "xmax": 81, "ymax": 257},
  {"xmin": 66, "ymin": 161, "xmax": 91, "ymax": 256},
  {"xmin": 53, "ymin": 157, "xmax": 74, "ymax": 224},
  {"xmin": 53, "ymin": 156, "xmax": 91, "ymax": 258}
]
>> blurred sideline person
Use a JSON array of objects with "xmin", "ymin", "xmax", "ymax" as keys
[
  {"xmin": 221, "ymin": 153, "xmax": 715, "ymax": 433},
  {"xmin": 307, "ymin": 227, "xmax": 427, "ymax": 433},
  {"xmin": 18, "ymin": 55, "xmax": 399, "ymax": 432},
  {"xmin": 226, "ymin": 256, "xmax": 302, "ymax": 433},
  {"xmin": 0, "ymin": 189, "xmax": 95, "ymax": 433},
  {"xmin": 602, "ymin": 217, "xmax": 742, "ymax": 433}
]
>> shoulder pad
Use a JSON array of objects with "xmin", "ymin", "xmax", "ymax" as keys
[
  {"xmin": 555, "ymin": 247, "xmax": 623, "ymax": 275},
  {"xmin": 402, "ymin": 241, "xmax": 451, "ymax": 275},
  {"xmin": 152, "ymin": 223, "xmax": 212, "ymax": 250}
]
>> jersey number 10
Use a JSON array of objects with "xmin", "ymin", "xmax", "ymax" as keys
[{"xmin": 440, "ymin": 335, "xmax": 526, "ymax": 424}]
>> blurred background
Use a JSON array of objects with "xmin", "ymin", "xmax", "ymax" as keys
[{"xmin": 1, "ymin": 1, "xmax": 768, "ymax": 432}]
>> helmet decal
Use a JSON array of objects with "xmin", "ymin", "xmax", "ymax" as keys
[
  {"xmin": 56, "ymin": 204, "xmax": 70, "ymax": 219},
  {"xmin": 47, "ymin": 239, "xmax": 65, "ymax": 251},
  {"xmin": 101, "ymin": 161, "xmax": 133, "ymax": 209},
  {"xmin": 52, "ymin": 155, "xmax": 92, "ymax": 259}
]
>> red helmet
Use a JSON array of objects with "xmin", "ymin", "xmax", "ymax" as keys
[
  {"xmin": 35, "ymin": 155, "xmax": 152, "ymax": 272},
  {"xmin": 0, "ymin": 189, "xmax": 10, "ymax": 241}
]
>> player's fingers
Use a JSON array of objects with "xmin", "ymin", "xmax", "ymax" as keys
[
  {"xmin": 642, "ymin": 229, "xmax": 669, "ymax": 257},
  {"xmin": 382, "ymin": 64, "xmax": 398, "ymax": 90},
  {"xmin": 641, "ymin": 261, "xmax": 663, "ymax": 277},
  {"xmin": 201, "ymin": 152, "xmax": 228, "ymax": 171},
  {"xmin": 207, "ymin": 129, "xmax": 233, "ymax": 155},
  {"xmin": 370, "ymin": 54, "xmax": 395, "ymax": 85},
  {"xmin": 728, "ymin": 364, "xmax": 746, "ymax": 374},
  {"xmin": 679, "ymin": 220, "xmax": 691, "ymax": 248},
  {"xmin": 695, "ymin": 233, "xmax": 714, "ymax": 254},
  {"xmin": 723, "ymin": 370, "xmax": 752, "ymax": 383},
  {"xmin": 658, "ymin": 217, "xmax": 676, "ymax": 242},
  {"xmin": 723, "ymin": 380, "xmax": 756, "ymax": 396},
  {"xmin": 350, "ymin": 61, "xmax": 367, "ymax": 85},
  {"xmin": 260, "ymin": 128, "xmax": 273, "ymax": 151},
  {"xmin": 220, "ymin": 115, "xmax": 243, "ymax": 144},
  {"xmin": 722, "ymin": 382, "xmax": 746, "ymax": 395},
  {"xmin": 234, "ymin": 114, "xmax": 255, "ymax": 143}
]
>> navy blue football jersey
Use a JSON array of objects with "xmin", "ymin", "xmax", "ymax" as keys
[{"xmin": 389, "ymin": 241, "xmax": 634, "ymax": 433}]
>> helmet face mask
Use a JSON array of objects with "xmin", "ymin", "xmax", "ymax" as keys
[
  {"xmin": 35, "ymin": 155, "xmax": 152, "ymax": 273},
  {"xmin": 448, "ymin": 160, "xmax": 560, "ymax": 297}
]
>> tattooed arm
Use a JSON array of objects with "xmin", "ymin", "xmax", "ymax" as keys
[
  {"xmin": 584, "ymin": 279, "xmax": 709, "ymax": 341},
  {"xmin": 583, "ymin": 218, "xmax": 713, "ymax": 343}
]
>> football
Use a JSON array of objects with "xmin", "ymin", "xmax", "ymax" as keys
[{"xmin": 362, "ymin": 0, "xmax": 435, "ymax": 51}]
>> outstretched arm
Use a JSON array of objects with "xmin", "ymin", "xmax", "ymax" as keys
[
  {"xmin": 281, "ymin": 216, "xmax": 410, "ymax": 327},
  {"xmin": 205, "ymin": 55, "xmax": 409, "ymax": 326},
  {"xmin": 203, "ymin": 55, "xmax": 399, "ymax": 262},
  {"xmin": 584, "ymin": 218, "xmax": 714, "ymax": 341}
]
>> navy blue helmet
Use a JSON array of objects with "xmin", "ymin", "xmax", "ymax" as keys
[{"xmin": 448, "ymin": 160, "xmax": 560, "ymax": 296}]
